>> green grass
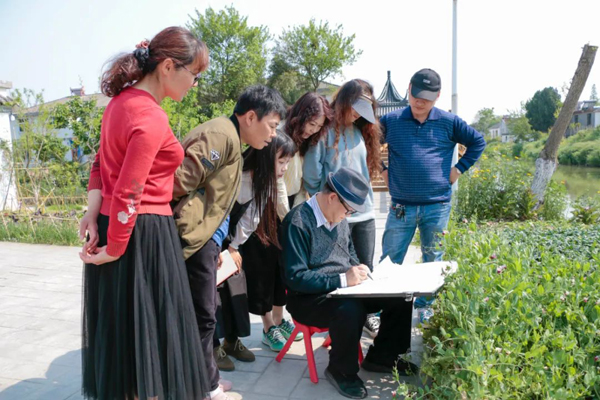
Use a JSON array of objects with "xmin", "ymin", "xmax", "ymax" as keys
[{"xmin": 0, "ymin": 217, "xmax": 80, "ymax": 246}]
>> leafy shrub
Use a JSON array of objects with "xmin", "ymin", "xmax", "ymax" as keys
[
  {"xmin": 571, "ymin": 196, "xmax": 600, "ymax": 225},
  {"xmin": 539, "ymin": 180, "xmax": 569, "ymax": 221},
  {"xmin": 400, "ymin": 222, "xmax": 600, "ymax": 399},
  {"xmin": 454, "ymin": 153, "xmax": 568, "ymax": 222},
  {"xmin": 585, "ymin": 148, "xmax": 600, "ymax": 167},
  {"xmin": 558, "ymin": 142, "xmax": 596, "ymax": 166},
  {"xmin": 511, "ymin": 142, "xmax": 524, "ymax": 158},
  {"xmin": 520, "ymin": 138, "xmax": 546, "ymax": 160}
]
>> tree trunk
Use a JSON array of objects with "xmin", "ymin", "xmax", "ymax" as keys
[{"xmin": 532, "ymin": 44, "xmax": 597, "ymax": 206}]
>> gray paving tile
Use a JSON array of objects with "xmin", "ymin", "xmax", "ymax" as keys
[
  {"xmin": 0, "ymin": 377, "xmax": 22, "ymax": 391},
  {"xmin": 251, "ymin": 358, "xmax": 305, "ymax": 397},
  {"xmin": 23, "ymin": 380, "xmax": 81, "ymax": 400},
  {"xmin": 0, "ymin": 379, "xmax": 43, "ymax": 399},
  {"xmin": 65, "ymin": 392, "xmax": 84, "ymax": 400},
  {"xmin": 218, "ymin": 370, "xmax": 261, "ymax": 393},
  {"xmin": 232, "ymin": 354, "xmax": 273, "ymax": 373},
  {"xmin": 232, "ymin": 393, "xmax": 288, "ymax": 400},
  {"xmin": 301, "ymin": 360, "xmax": 328, "ymax": 380},
  {"xmin": 290, "ymin": 377, "xmax": 344, "ymax": 399},
  {"xmin": 0, "ymin": 314, "xmax": 36, "ymax": 329},
  {"xmin": 360, "ymin": 370, "xmax": 400, "ymax": 399},
  {"xmin": 0, "ymin": 342, "xmax": 77, "ymax": 366},
  {"xmin": 0, "ymin": 356, "xmax": 78, "ymax": 382}
]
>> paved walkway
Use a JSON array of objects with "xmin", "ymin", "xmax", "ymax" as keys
[{"xmin": 0, "ymin": 191, "xmax": 423, "ymax": 400}]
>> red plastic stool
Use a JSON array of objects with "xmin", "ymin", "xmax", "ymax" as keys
[{"xmin": 275, "ymin": 320, "xmax": 364, "ymax": 384}]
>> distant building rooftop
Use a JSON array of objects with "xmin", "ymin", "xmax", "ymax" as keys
[
  {"xmin": 0, "ymin": 81, "xmax": 13, "ymax": 107},
  {"xmin": 376, "ymin": 71, "xmax": 408, "ymax": 117}
]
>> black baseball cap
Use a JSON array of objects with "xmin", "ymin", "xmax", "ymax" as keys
[{"xmin": 410, "ymin": 68, "xmax": 441, "ymax": 101}]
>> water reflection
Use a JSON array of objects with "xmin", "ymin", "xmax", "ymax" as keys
[{"xmin": 552, "ymin": 165, "xmax": 600, "ymax": 198}]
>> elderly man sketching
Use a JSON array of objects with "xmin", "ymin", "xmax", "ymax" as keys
[{"xmin": 280, "ymin": 167, "xmax": 417, "ymax": 400}]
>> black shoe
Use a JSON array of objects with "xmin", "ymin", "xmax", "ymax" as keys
[
  {"xmin": 362, "ymin": 357, "xmax": 419, "ymax": 376},
  {"xmin": 325, "ymin": 366, "xmax": 367, "ymax": 399}
]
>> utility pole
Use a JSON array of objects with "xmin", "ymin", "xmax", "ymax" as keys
[
  {"xmin": 452, "ymin": 0, "xmax": 458, "ymax": 115},
  {"xmin": 451, "ymin": 0, "xmax": 459, "ymax": 192}
]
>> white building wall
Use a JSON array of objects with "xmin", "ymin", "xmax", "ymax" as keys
[{"xmin": 0, "ymin": 109, "xmax": 19, "ymax": 210}]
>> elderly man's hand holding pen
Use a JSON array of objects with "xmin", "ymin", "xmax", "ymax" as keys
[{"xmin": 345, "ymin": 264, "xmax": 374, "ymax": 286}]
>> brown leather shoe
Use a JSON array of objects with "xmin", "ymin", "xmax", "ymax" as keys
[
  {"xmin": 213, "ymin": 345, "xmax": 235, "ymax": 371},
  {"xmin": 223, "ymin": 338, "xmax": 255, "ymax": 362}
]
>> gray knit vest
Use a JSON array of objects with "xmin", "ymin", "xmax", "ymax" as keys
[{"xmin": 290, "ymin": 203, "xmax": 355, "ymax": 276}]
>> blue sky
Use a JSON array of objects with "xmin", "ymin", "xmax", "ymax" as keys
[{"xmin": 2, "ymin": 0, "xmax": 600, "ymax": 123}]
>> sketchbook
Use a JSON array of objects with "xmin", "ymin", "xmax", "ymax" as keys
[
  {"xmin": 327, "ymin": 257, "xmax": 458, "ymax": 298},
  {"xmin": 216, "ymin": 250, "xmax": 239, "ymax": 286}
]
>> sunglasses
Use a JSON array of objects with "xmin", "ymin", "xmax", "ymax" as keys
[
  {"xmin": 175, "ymin": 62, "xmax": 201, "ymax": 84},
  {"xmin": 337, "ymin": 194, "xmax": 357, "ymax": 216}
]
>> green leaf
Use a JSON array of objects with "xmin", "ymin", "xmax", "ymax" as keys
[
  {"xmin": 525, "ymin": 345, "xmax": 548, "ymax": 359},
  {"xmin": 537, "ymin": 285, "xmax": 545, "ymax": 295}
]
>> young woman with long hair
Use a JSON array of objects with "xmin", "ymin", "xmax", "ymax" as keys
[
  {"xmin": 215, "ymin": 132, "xmax": 298, "ymax": 359},
  {"xmin": 303, "ymin": 79, "xmax": 381, "ymax": 269},
  {"xmin": 279, "ymin": 92, "xmax": 333, "ymax": 211},
  {"xmin": 78, "ymin": 26, "xmax": 211, "ymax": 400},
  {"xmin": 303, "ymin": 80, "xmax": 383, "ymax": 339}
]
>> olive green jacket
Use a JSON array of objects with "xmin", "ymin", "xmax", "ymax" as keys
[{"xmin": 172, "ymin": 116, "xmax": 242, "ymax": 259}]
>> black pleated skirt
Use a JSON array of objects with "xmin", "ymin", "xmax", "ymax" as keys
[{"xmin": 82, "ymin": 214, "xmax": 211, "ymax": 400}]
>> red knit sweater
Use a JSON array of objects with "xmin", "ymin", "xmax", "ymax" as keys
[{"xmin": 88, "ymin": 88, "xmax": 184, "ymax": 257}]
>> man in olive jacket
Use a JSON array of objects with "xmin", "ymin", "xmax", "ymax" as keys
[{"xmin": 172, "ymin": 85, "xmax": 286, "ymax": 398}]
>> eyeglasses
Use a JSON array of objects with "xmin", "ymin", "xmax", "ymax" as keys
[
  {"xmin": 337, "ymin": 194, "xmax": 357, "ymax": 216},
  {"xmin": 175, "ymin": 62, "xmax": 201, "ymax": 84}
]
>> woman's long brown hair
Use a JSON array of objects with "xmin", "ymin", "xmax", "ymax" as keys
[
  {"xmin": 284, "ymin": 92, "xmax": 333, "ymax": 156},
  {"xmin": 330, "ymin": 79, "xmax": 382, "ymax": 179}
]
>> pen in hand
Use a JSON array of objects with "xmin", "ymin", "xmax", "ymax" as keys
[{"xmin": 334, "ymin": 242, "xmax": 375, "ymax": 281}]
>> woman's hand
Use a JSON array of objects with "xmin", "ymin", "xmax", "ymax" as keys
[
  {"xmin": 80, "ymin": 189, "xmax": 103, "ymax": 254},
  {"xmin": 80, "ymin": 246, "xmax": 119, "ymax": 265},
  {"xmin": 228, "ymin": 246, "xmax": 242, "ymax": 273},
  {"xmin": 79, "ymin": 211, "xmax": 99, "ymax": 254}
]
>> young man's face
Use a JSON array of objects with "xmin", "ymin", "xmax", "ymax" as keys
[
  {"xmin": 408, "ymin": 84, "xmax": 439, "ymax": 122},
  {"xmin": 240, "ymin": 111, "xmax": 280, "ymax": 149}
]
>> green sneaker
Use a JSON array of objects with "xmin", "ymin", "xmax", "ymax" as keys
[
  {"xmin": 277, "ymin": 319, "xmax": 303, "ymax": 341},
  {"xmin": 262, "ymin": 326, "xmax": 286, "ymax": 352}
]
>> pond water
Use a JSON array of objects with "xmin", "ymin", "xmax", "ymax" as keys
[{"xmin": 551, "ymin": 164, "xmax": 600, "ymax": 199}]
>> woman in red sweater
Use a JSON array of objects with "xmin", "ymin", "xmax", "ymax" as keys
[{"xmin": 78, "ymin": 27, "xmax": 211, "ymax": 400}]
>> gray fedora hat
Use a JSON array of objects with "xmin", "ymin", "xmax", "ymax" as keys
[
  {"xmin": 352, "ymin": 94, "xmax": 376, "ymax": 124},
  {"xmin": 326, "ymin": 167, "xmax": 370, "ymax": 213}
]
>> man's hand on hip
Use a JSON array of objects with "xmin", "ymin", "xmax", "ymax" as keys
[{"xmin": 450, "ymin": 167, "xmax": 462, "ymax": 184}]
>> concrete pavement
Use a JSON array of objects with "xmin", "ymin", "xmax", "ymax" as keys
[{"xmin": 0, "ymin": 191, "xmax": 424, "ymax": 400}]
